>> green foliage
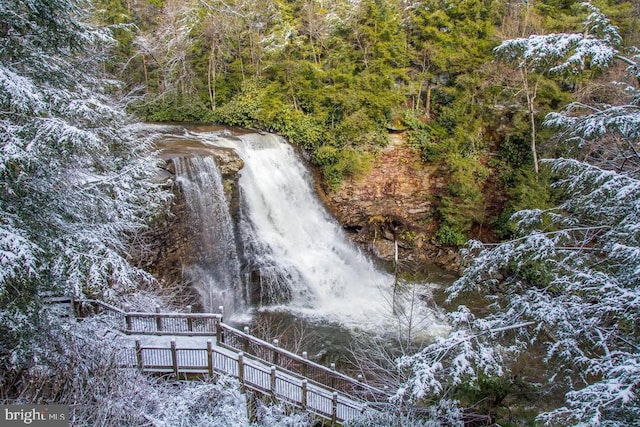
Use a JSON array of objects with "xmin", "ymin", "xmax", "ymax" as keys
[
  {"xmin": 334, "ymin": 110, "xmax": 389, "ymax": 150},
  {"xmin": 259, "ymin": 104, "xmax": 326, "ymax": 150},
  {"xmin": 435, "ymin": 224, "xmax": 468, "ymax": 247},
  {"xmin": 453, "ymin": 374, "xmax": 538, "ymax": 426},
  {"xmin": 314, "ymin": 145, "xmax": 372, "ymax": 190},
  {"xmin": 437, "ymin": 153, "xmax": 488, "ymax": 238},
  {"xmin": 507, "ymin": 168, "xmax": 553, "ymax": 213},
  {"xmin": 403, "ymin": 110, "xmax": 443, "ymax": 161},
  {"xmin": 493, "ymin": 167, "xmax": 554, "ymax": 238},
  {"xmin": 212, "ymin": 79, "xmax": 263, "ymax": 128},
  {"xmin": 411, "ymin": 132, "xmax": 441, "ymax": 162},
  {"xmin": 132, "ymin": 96, "xmax": 215, "ymax": 122},
  {"xmin": 416, "ymin": 77, "xmax": 493, "ymax": 242},
  {"xmin": 92, "ymin": 0, "xmax": 135, "ymax": 74}
]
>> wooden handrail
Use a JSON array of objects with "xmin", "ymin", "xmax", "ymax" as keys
[
  {"xmin": 75, "ymin": 300, "xmax": 222, "ymax": 335},
  {"xmin": 129, "ymin": 340, "xmax": 375, "ymax": 424},
  {"xmin": 74, "ymin": 299, "xmax": 391, "ymax": 404},
  {"xmin": 76, "ymin": 298, "xmax": 126, "ymax": 315},
  {"xmin": 125, "ymin": 311, "xmax": 223, "ymax": 319},
  {"xmin": 218, "ymin": 323, "xmax": 390, "ymax": 401}
]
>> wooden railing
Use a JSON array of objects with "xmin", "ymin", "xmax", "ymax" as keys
[
  {"xmin": 75, "ymin": 299, "xmax": 222, "ymax": 336},
  {"xmin": 217, "ymin": 323, "xmax": 389, "ymax": 402},
  {"xmin": 75, "ymin": 299, "xmax": 127, "ymax": 326},
  {"xmin": 74, "ymin": 299, "xmax": 391, "ymax": 414},
  {"xmin": 122, "ymin": 339, "xmax": 371, "ymax": 424}
]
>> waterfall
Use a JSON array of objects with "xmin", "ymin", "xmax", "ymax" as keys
[
  {"xmin": 173, "ymin": 156, "xmax": 243, "ymax": 315},
  {"xmin": 235, "ymin": 133, "xmax": 393, "ymax": 326},
  {"xmin": 159, "ymin": 126, "xmax": 446, "ymax": 333}
]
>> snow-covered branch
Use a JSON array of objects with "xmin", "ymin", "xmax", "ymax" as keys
[{"xmin": 402, "ymin": 7, "xmax": 640, "ymax": 419}]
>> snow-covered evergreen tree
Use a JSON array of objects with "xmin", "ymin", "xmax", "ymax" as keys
[
  {"xmin": 0, "ymin": 0, "xmax": 166, "ymax": 380},
  {"xmin": 398, "ymin": 3, "xmax": 640, "ymax": 425}
]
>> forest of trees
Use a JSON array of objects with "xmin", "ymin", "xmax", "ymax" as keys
[
  {"xmin": 94, "ymin": 0, "xmax": 640, "ymax": 245},
  {"xmin": 1, "ymin": 0, "xmax": 639, "ymax": 425}
]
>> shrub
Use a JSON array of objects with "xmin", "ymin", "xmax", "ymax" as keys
[{"xmin": 435, "ymin": 224, "xmax": 467, "ymax": 247}]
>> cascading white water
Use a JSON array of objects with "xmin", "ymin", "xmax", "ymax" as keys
[
  {"xmin": 235, "ymin": 133, "xmax": 395, "ymax": 326},
  {"xmin": 161, "ymin": 127, "xmax": 447, "ymax": 334},
  {"xmin": 173, "ymin": 156, "xmax": 243, "ymax": 315}
]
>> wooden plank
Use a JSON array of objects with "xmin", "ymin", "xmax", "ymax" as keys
[
  {"xmin": 74, "ymin": 301, "xmax": 378, "ymax": 424},
  {"xmin": 121, "ymin": 341, "xmax": 369, "ymax": 424}
]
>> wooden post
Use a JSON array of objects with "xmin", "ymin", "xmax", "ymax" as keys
[
  {"xmin": 186, "ymin": 305, "xmax": 193, "ymax": 332},
  {"xmin": 135, "ymin": 339, "xmax": 143, "ymax": 371},
  {"xmin": 155, "ymin": 306, "xmax": 162, "ymax": 332},
  {"xmin": 331, "ymin": 391, "xmax": 338, "ymax": 425},
  {"xmin": 243, "ymin": 326, "xmax": 250, "ymax": 353},
  {"xmin": 71, "ymin": 296, "xmax": 78, "ymax": 318},
  {"xmin": 272, "ymin": 339, "xmax": 279, "ymax": 366},
  {"xmin": 206, "ymin": 340, "xmax": 214, "ymax": 377},
  {"xmin": 302, "ymin": 351, "xmax": 308, "ymax": 378},
  {"xmin": 125, "ymin": 314, "xmax": 132, "ymax": 333},
  {"xmin": 218, "ymin": 305, "xmax": 224, "ymax": 323},
  {"xmin": 216, "ymin": 322, "xmax": 224, "ymax": 344},
  {"xmin": 237, "ymin": 352, "xmax": 244, "ymax": 385},
  {"xmin": 330, "ymin": 363, "xmax": 336, "ymax": 390},
  {"xmin": 171, "ymin": 340, "xmax": 178, "ymax": 378},
  {"xmin": 270, "ymin": 366, "xmax": 277, "ymax": 397},
  {"xmin": 301, "ymin": 379, "xmax": 308, "ymax": 410}
]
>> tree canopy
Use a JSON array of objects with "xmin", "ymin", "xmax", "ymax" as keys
[
  {"xmin": 0, "ymin": 0, "xmax": 166, "ymax": 381},
  {"xmin": 100, "ymin": 0, "xmax": 635, "ymax": 244},
  {"xmin": 397, "ymin": 4, "xmax": 640, "ymax": 424}
]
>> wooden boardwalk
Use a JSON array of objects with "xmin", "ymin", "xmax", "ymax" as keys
[{"xmin": 73, "ymin": 299, "xmax": 391, "ymax": 425}]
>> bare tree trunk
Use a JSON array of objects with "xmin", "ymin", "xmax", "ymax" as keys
[
  {"xmin": 522, "ymin": 0, "xmax": 534, "ymax": 36},
  {"xmin": 425, "ymin": 81, "xmax": 432, "ymax": 120},
  {"xmin": 142, "ymin": 55, "xmax": 149, "ymax": 91},
  {"xmin": 309, "ymin": 37, "xmax": 319, "ymax": 65},
  {"xmin": 238, "ymin": 41, "xmax": 246, "ymax": 82},
  {"xmin": 522, "ymin": 68, "xmax": 540, "ymax": 174},
  {"xmin": 208, "ymin": 41, "xmax": 216, "ymax": 110}
]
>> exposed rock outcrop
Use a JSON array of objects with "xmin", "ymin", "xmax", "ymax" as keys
[{"xmin": 321, "ymin": 133, "xmax": 462, "ymax": 275}]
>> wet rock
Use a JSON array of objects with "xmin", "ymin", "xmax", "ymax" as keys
[
  {"xmin": 434, "ymin": 248, "xmax": 463, "ymax": 274},
  {"xmin": 322, "ymin": 133, "xmax": 460, "ymax": 274},
  {"xmin": 210, "ymin": 148, "xmax": 244, "ymax": 177}
]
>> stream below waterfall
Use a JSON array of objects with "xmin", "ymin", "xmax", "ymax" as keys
[{"xmin": 152, "ymin": 123, "xmax": 453, "ymax": 371}]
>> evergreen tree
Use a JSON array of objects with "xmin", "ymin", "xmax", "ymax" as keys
[
  {"xmin": 398, "ymin": 5, "xmax": 640, "ymax": 424},
  {"xmin": 0, "ymin": 0, "xmax": 166, "ymax": 379}
]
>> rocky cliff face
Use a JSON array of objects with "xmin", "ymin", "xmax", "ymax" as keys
[{"xmin": 321, "ymin": 133, "xmax": 461, "ymax": 274}]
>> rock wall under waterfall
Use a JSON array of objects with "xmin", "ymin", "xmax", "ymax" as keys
[{"xmin": 320, "ymin": 134, "xmax": 461, "ymax": 274}]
